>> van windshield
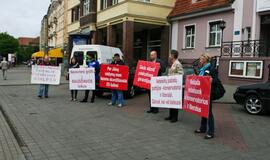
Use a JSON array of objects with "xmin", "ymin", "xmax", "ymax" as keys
[{"xmin": 74, "ymin": 51, "xmax": 84, "ymax": 65}]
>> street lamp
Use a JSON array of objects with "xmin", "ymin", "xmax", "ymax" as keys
[{"xmin": 220, "ymin": 20, "xmax": 226, "ymax": 56}]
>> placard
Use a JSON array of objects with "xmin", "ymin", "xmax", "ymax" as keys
[
  {"xmin": 151, "ymin": 75, "xmax": 183, "ymax": 109},
  {"xmin": 133, "ymin": 60, "xmax": 160, "ymax": 89},
  {"xmin": 99, "ymin": 64, "xmax": 129, "ymax": 91},
  {"xmin": 31, "ymin": 65, "xmax": 61, "ymax": 85},
  {"xmin": 183, "ymin": 75, "xmax": 211, "ymax": 118},
  {"xmin": 69, "ymin": 68, "xmax": 95, "ymax": 90}
]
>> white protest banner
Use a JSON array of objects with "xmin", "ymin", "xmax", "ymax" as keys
[
  {"xmin": 151, "ymin": 75, "xmax": 183, "ymax": 109},
  {"xmin": 31, "ymin": 65, "xmax": 61, "ymax": 85},
  {"xmin": 69, "ymin": 68, "xmax": 95, "ymax": 90}
]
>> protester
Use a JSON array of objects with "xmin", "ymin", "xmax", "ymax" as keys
[
  {"xmin": 164, "ymin": 50, "xmax": 183, "ymax": 123},
  {"xmin": 108, "ymin": 53, "xmax": 125, "ymax": 107},
  {"xmin": 0, "ymin": 57, "xmax": 9, "ymax": 80},
  {"xmin": 147, "ymin": 50, "xmax": 166, "ymax": 114},
  {"xmin": 37, "ymin": 56, "xmax": 51, "ymax": 98},
  {"xmin": 194, "ymin": 53, "xmax": 215, "ymax": 139},
  {"xmin": 80, "ymin": 54, "xmax": 100, "ymax": 103},
  {"xmin": 69, "ymin": 57, "xmax": 79, "ymax": 101}
]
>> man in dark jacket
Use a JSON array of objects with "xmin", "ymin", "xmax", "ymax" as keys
[{"xmin": 147, "ymin": 50, "xmax": 166, "ymax": 114}]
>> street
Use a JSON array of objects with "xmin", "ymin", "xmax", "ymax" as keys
[{"xmin": 0, "ymin": 66, "xmax": 270, "ymax": 160}]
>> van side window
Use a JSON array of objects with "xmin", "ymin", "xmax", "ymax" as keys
[
  {"xmin": 74, "ymin": 51, "xmax": 84, "ymax": 65},
  {"xmin": 86, "ymin": 51, "xmax": 98, "ymax": 60}
]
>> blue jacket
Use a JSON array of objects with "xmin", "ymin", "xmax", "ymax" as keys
[{"xmin": 88, "ymin": 60, "xmax": 100, "ymax": 81}]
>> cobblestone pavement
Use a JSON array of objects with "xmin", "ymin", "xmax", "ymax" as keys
[{"xmin": 0, "ymin": 67, "xmax": 270, "ymax": 160}]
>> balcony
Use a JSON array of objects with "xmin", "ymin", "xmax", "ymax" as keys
[{"xmin": 221, "ymin": 40, "xmax": 268, "ymax": 57}]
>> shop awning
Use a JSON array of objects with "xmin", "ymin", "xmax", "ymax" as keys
[
  {"xmin": 48, "ymin": 48, "xmax": 63, "ymax": 58},
  {"xmin": 32, "ymin": 51, "xmax": 45, "ymax": 58}
]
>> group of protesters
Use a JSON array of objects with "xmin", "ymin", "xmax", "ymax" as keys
[{"xmin": 36, "ymin": 50, "xmax": 217, "ymax": 140}]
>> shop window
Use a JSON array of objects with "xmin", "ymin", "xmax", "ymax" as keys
[{"xmin": 229, "ymin": 61, "xmax": 263, "ymax": 79}]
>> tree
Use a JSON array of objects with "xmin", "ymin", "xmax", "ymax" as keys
[
  {"xmin": 17, "ymin": 45, "xmax": 39, "ymax": 63},
  {"xmin": 0, "ymin": 32, "xmax": 19, "ymax": 57}
]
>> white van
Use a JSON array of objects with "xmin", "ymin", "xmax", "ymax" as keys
[{"xmin": 70, "ymin": 45, "xmax": 124, "ymax": 66}]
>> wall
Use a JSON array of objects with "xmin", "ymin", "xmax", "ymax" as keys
[{"xmin": 175, "ymin": 11, "xmax": 234, "ymax": 61}]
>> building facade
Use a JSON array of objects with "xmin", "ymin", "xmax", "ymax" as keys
[
  {"xmin": 169, "ymin": 0, "xmax": 270, "ymax": 85},
  {"xmin": 40, "ymin": 15, "xmax": 49, "ymax": 51},
  {"xmin": 47, "ymin": 0, "xmax": 68, "ymax": 49}
]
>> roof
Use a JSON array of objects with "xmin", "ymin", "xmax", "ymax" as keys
[
  {"xmin": 169, "ymin": 0, "xmax": 233, "ymax": 18},
  {"xmin": 18, "ymin": 37, "xmax": 40, "ymax": 46}
]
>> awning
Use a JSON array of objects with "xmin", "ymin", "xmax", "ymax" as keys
[
  {"xmin": 32, "ymin": 51, "xmax": 45, "ymax": 58},
  {"xmin": 48, "ymin": 48, "xmax": 63, "ymax": 58}
]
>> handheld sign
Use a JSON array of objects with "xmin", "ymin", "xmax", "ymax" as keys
[
  {"xmin": 31, "ymin": 65, "xmax": 61, "ymax": 85},
  {"xmin": 99, "ymin": 64, "xmax": 129, "ymax": 91},
  {"xmin": 133, "ymin": 60, "xmax": 160, "ymax": 89},
  {"xmin": 183, "ymin": 75, "xmax": 211, "ymax": 118},
  {"xmin": 151, "ymin": 75, "xmax": 183, "ymax": 109},
  {"xmin": 69, "ymin": 68, "xmax": 95, "ymax": 90}
]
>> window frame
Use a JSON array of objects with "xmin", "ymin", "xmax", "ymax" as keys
[
  {"xmin": 207, "ymin": 20, "xmax": 222, "ymax": 47},
  {"xmin": 228, "ymin": 60, "xmax": 263, "ymax": 79},
  {"xmin": 83, "ymin": 0, "xmax": 91, "ymax": 16},
  {"xmin": 183, "ymin": 24, "xmax": 196, "ymax": 49}
]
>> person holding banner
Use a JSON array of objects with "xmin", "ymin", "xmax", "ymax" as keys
[
  {"xmin": 80, "ymin": 54, "xmax": 100, "ymax": 103},
  {"xmin": 69, "ymin": 57, "xmax": 79, "ymax": 101},
  {"xmin": 37, "ymin": 56, "xmax": 51, "ymax": 98},
  {"xmin": 164, "ymin": 50, "xmax": 183, "ymax": 123},
  {"xmin": 108, "ymin": 53, "xmax": 125, "ymax": 107},
  {"xmin": 194, "ymin": 53, "xmax": 215, "ymax": 139},
  {"xmin": 147, "ymin": 50, "xmax": 166, "ymax": 114}
]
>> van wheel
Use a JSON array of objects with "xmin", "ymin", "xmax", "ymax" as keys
[{"xmin": 96, "ymin": 91, "xmax": 104, "ymax": 97}]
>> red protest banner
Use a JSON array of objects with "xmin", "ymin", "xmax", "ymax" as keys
[
  {"xmin": 133, "ymin": 60, "xmax": 160, "ymax": 89},
  {"xmin": 99, "ymin": 64, "xmax": 129, "ymax": 91},
  {"xmin": 183, "ymin": 75, "xmax": 211, "ymax": 118}
]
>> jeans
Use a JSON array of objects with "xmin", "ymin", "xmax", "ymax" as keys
[
  {"xmin": 38, "ymin": 84, "xmax": 49, "ymax": 97},
  {"xmin": 2, "ymin": 69, "xmax": 7, "ymax": 80},
  {"xmin": 200, "ymin": 101, "xmax": 214, "ymax": 136},
  {"xmin": 111, "ymin": 90, "xmax": 124, "ymax": 105}
]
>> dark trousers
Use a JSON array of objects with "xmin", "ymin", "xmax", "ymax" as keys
[
  {"xmin": 71, "ymin": 90, "xmax": 78, "ymax": 99},
  {"xmin": 147, "ymin": 90, "xmax": 159, "ymax": 112},
  {"xmin": 199, "ymin": 101, "xmax": 214, "ymax": 136},
  {"xmin": 83, "ymin": 90, "xmax": 96, "ymax": 102},
  {"xmin": 169, "ymin": 109, "xmax": 179, "ymax": 120}
]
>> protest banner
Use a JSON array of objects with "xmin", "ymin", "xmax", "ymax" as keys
[
  {"xmin": 183, "ymin": 75, "xmax": 211, "ymax": 118},
  {"xmin": 69, "ymin": 68, "xmax": 95, "ymax": 90},
  {"xmin": 99, "ymin": 64, "xmax": 129, "ymax": 91},
  {"xmin": 151, "ymin": 75, "xmax": 183, "ymax": 109},
  {"xmin": 31, "ymin": 65, "xmax": 61, "ymax": 85},
  {"xmin": 133, "ymin": 60, "xmax": 160, "ymax": 89}
]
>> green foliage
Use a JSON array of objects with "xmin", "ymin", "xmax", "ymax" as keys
[
  {"xmin": 0, "ymin": 32, "xmax": 19, "ymax": 56},
  {"xmin": 17, "ymin": 45, "xmax": 39, "ymax": 63}
]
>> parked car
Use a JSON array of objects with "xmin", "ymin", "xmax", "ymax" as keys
[{"xmin": 234, "ymin": 82, "xmax": 270, "ymax": 115}]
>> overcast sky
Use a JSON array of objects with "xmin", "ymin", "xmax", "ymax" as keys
[{"xmin": 0, "ymin": 0, "xmax": 50, "ymax": 38}]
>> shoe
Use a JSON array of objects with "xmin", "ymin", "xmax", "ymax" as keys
[
  {"xmin": 170, "ymin": 119, "xmax": 178, "ymax": 123},
  {"xmin": 117, "ymin": 104, "xmax": 123, "ymax": 108},
  {"xmin": 204, "ymin": 134, "xmax": 214, "ymax": 139},
  {"xmin": 194, "ymin": 129, "xmax": 206, "ymax": 134},
  {"xmin": 90, "ymin": 100, "xmax": 94, "ymax": 103},
  {"xmin": 80, "ymin": 99, "xmax": 87, "ymax": 103},
  {"xmin": 164, "ymin": 117, "xmax": 172, "ymax": 121},
  {"xmin": 38, "ymin": 96, "xmax": 42, "ymax": 99},
  {"xmin": 45, "ymin": 96, "xmax": 48, "ymax": 98},
  {"xmin": 73, "ymin": 99, "xmax": 77, "ymax": 102},
  {"xmin": 107, "ymin": 102, "xmax": 114, "ymax": 106},
  {"xmin": 70, "ymin": 98, "xmax": 74, "ymax": 101},
  {"xmin": 147, "ymin": 110, "xmax": 153, "ymax": 113}
]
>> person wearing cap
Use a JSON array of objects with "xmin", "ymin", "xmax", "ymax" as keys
[{"xmin": 194, "ymin": 53, "xmax": 215, "ymax": 139}]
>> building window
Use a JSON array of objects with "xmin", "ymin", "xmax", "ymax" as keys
[
  {"xmin": 102, "ymin": 0, "xmax": 108, "ymax": 9},
  {"xmin": 71, "ymin": 6, "xmax": 80, "ymax": 22},
  {"xmin": 185, "ymin": 25, "xmax": 195, "ymax": 48},
  {"xmin": 229, "ymin": 61, "xmax": 263, "ymax": 79},
  {"xmin": 209, "ymin": 21, "xmax": 221, "ymax": 47},
  {"xmin": 112, "ymin": 0, "xmax": 118, "ymax": 5},
  {"xmin": 83, "ymin": 0, "xmax": 91, "ymax": 16}
]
